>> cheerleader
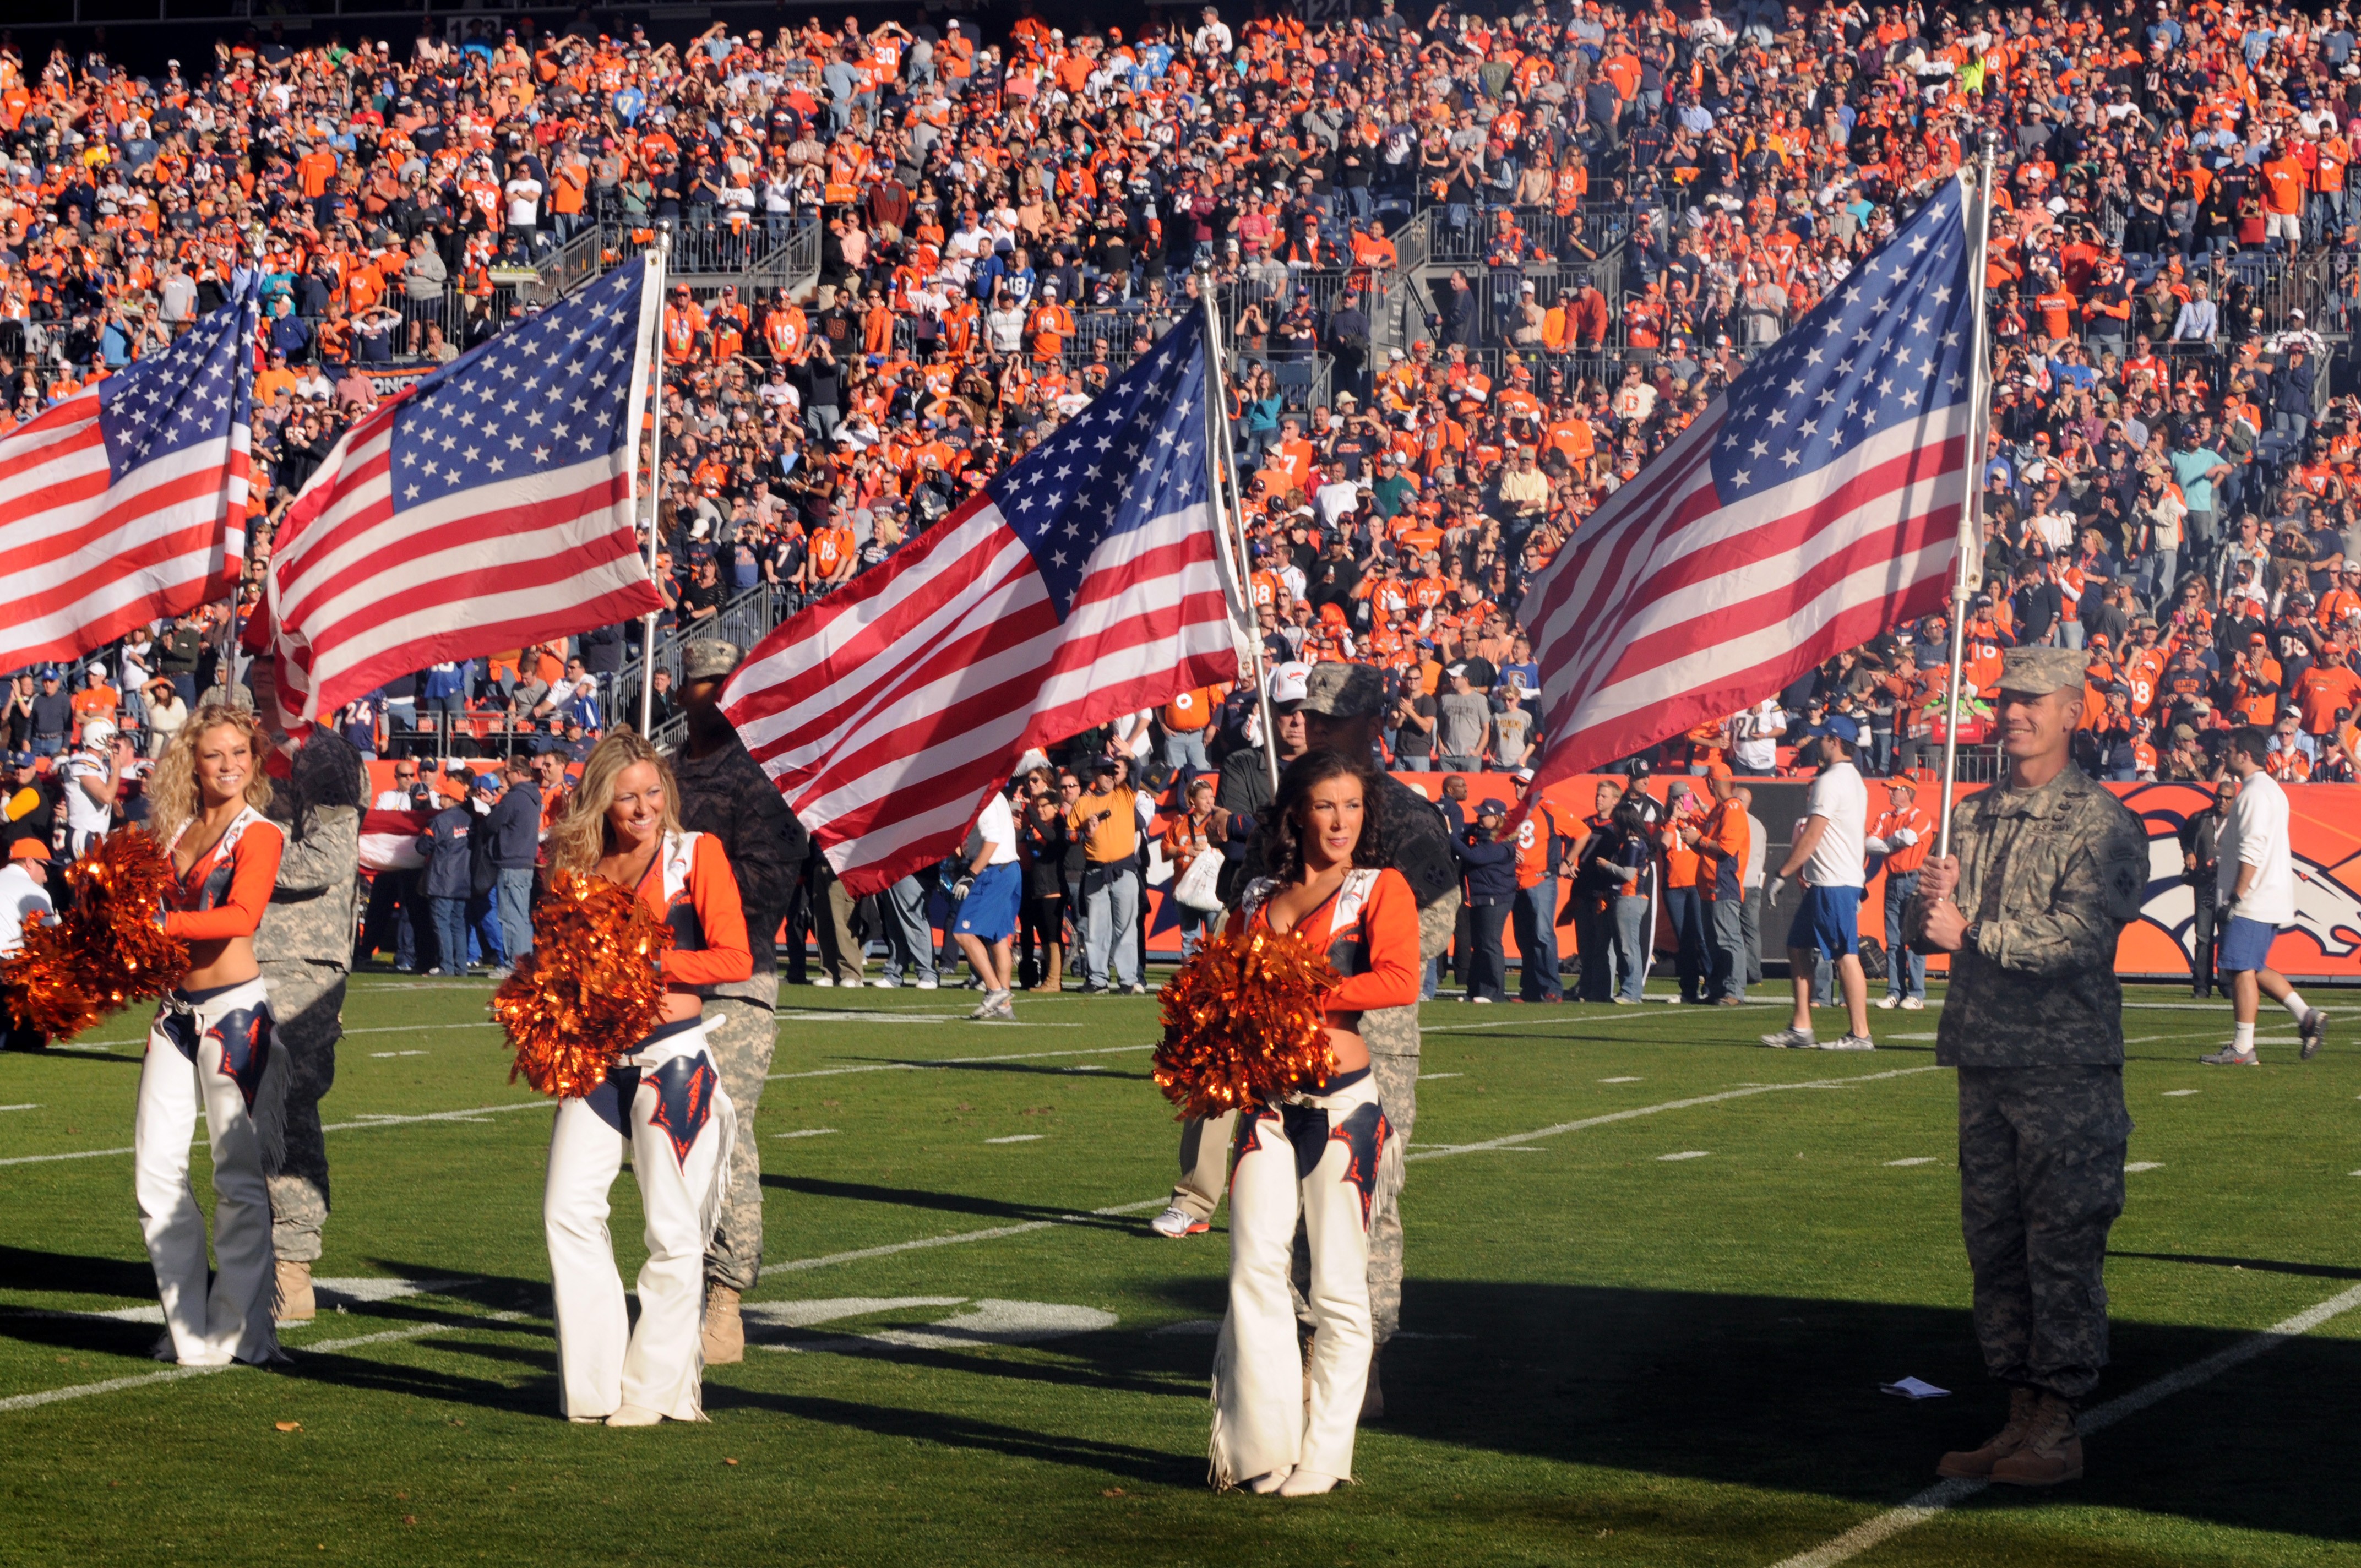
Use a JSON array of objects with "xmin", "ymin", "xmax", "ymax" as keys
[
  {"xmin": 542, "ymin": 732, "xmax": 749, "ymax": 1425},
  {"xmin": 139, "ymin": 704, "xmax": 287, "ymax": 1366},
  {"xmin": 1211, "ymin": 749, "xmax": 1420, "ymax": 1496}
]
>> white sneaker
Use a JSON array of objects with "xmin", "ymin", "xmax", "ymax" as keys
[
  {"xmin": 871, "ymin": 978, "xmax": 899, "ymax": 989},
  {"xmin": 1900, "ymin": 997, "xmax": 1925, "ymax": 1011},
  {"xmin": 1875, "ymin": 995, "xmax": 1898, "ymax": 1010},
  {"xmin": 1470, "ymin": 995, "xmax": 1494, "ymax": 1004},
  {"xmin": 810, "ymin": 974, "xmax": 835, "ymax": 988},
  {"xmin": 1150, "ymin": 1205, "xmax": 1210, "ymax": 1238},
  {"xmin": 1819, "ymin": 1034, "xmax": 1876, "ymax": 1051},
  {"xmin": 969, "ymin": 989, "xmax": 1010, "ymax": 1020},
  {"xmin": 916, "ymin": 977, "xmax": 938, "ymax": 990},
  {"xmin": 1760, "ymin": 1027, "xmax": 1815, "ymax": 1049}
]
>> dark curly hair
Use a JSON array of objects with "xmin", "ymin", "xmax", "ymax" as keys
[{"xmin": 1254, "ymin": 748, "xmax": 1394, "ymax": 886}]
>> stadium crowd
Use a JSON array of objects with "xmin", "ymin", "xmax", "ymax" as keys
[{"xmin": 8, "ymin": 0, "xmax": 2361, "ymax": 988}]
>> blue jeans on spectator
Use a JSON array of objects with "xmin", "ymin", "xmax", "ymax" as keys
[
  {"xmin": 496, "ymin": 868, "xmax": 535, "ymax": 968},
  {"xmin": 1466, "ymin": 897, "xmax": 1510, "ymax": 1000},
  {"xmin": 879, "ymin": 874, "xmax": 938, "ymax": 986},
  {"xmin": 1613, "ymin": 894, "xmax": 1652, "ymax": 1002},
  {"xmin": 432, "ymin": 896, "xmax": 471, "ymax": 974},
  {"xmin": 31, "ymin": 735, "xmax": 64, "ymax": 759},
  {"xmin": 1884, "ymin": 868, "xmax": 1928, "ymax": 1001},
  {"xmin": 1439, "ymin": 754, "xmax": 1482, "ymax": 772},
  {"xmin": 1513, "ymin": 878, "xmax": 1563, "ymax": 1001},
  {"xmin": 1710, "ymin": 895, "xmax": 1747, "ymax": 1001},
  {"xmin": 1664, "ymin": 886, "xmax": 1709, "ymax": 1003},
  {"xmin": 468, "ymin": 891, "xmax": 503, "ymax": 968},
  {"xmin": 1082, "ymin": 866, "xmax": 1141, "ymax": 988},
  {"xmin": 1162, "ymin": 727, "xmax": 1212, "ymax": 775}
]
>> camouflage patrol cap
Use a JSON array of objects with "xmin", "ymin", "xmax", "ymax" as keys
[
  {"xmin": 1995, "ymin": 645, "xmax": 2088, "ymax": 697},
  {"xmin": 1302, "ymin": 662, "xmax": 1389, "ymax": 719},
  {"xmin": 681, "ymin": 639, "xmax": 743, "ymax": 682}
]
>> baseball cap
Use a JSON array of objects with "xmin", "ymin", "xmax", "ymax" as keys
[
  {"xmin": 1477, "ymin": 798, "xmax": 1508, "ymax": 818},
  {"xmin": 473, "ymin": 772, "xmax": 503, "ymax": 794},
  {"xmin": 1266, "ymin": 661, "xmax": 1312, "ymax": 707},
  {"xmin": 8, "ymin": 838, "xmax": 48, "ymax": 862},
  {"xmin": 1823, "ymin": 714, "xmax": 1863, "ymax": 745}
]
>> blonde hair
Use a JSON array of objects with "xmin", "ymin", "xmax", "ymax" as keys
[
  {"xmin": 547, "ymin": 730, "xmax": 682, "ymax": 875},
  {"xmin": 146, "ymin": 703, "xmax": 275, "ymax": 850}
]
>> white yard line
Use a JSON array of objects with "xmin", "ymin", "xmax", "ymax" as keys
[
  {"xmin": 1402, "ymin": 1066, "xmax": 1944, "ymax": 1161},
  {"xmin": 0, "ymin": 1310, "xmax": 527, "ymax": 1415},
  {"xmin": 0, "ymin": 1099, "xmax": 551, "ymax": 1167},
  {"xmin": 758, "ymin": 1065, "xmax": 1939, "ymax": 1278},
  {"xmin": 1766, "ymin": 1282, "xmax": 2361, "ymax": 1568},
  {"xmin": 766, "ymin": 1042, "xmax": 1151, "ymax": 1081}
]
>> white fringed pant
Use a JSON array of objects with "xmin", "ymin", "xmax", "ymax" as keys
[
  {"xmin": 1211, "ymin": 1069, "xmax": 1389, "ymax": 1488},
  {"xmin": 545, "ymin": 1017, "xmax": 738, "ymax": 1421},
  {"xmin": 135, "ymin": 977, "xmax": 283, "ymax": 1366}
]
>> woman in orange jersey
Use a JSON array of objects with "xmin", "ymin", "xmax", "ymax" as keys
[
  {"xmin": 137, "ymin": 704, "xmax": 287, "ymax": 1367},
  {"xmin": 542, "ymin": 732, "xmax": 750, "ymax": 1425},
  {"xmin": 1210, "ymin": 749, "xmax": 1413, "ymax": 1498}
]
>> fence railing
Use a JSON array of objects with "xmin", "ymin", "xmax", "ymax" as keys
[{"xmin": 611, "ymin": 581, "xmax": 781, "ymax": 720}]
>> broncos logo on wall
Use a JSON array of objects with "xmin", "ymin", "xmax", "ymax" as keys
[{"xmin": 2114, "ymin": 782, "xmax": 2361, "ymax": 979}]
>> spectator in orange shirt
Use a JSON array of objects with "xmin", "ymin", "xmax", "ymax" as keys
[
  {"xmin": 1866, "ymin": 778, "xmax": 1934, "ymax": 1008},
  {"xmin": 1660, "ymin": 779, "xmax": 1709, "ymax": 1005},
  {"xmin": 1158, "ymin": 682, "xmax": 1226, "ymax": 774},
  {"xmin": 1680, "ymin": 765, "xmax": 1750, "ymax": 1004}
]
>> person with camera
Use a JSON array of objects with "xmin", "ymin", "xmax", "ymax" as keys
[{"xmin": 1070, "ymin": 759, "xmax": 1144, "ymax": 995}]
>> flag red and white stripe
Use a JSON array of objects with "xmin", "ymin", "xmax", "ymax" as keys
[
  {"xmin": 1523, "ymin": 407, "xmax": 1967, "ymax": 785},
  {"xmin": 720, "ymin": 314, "xmax": 1234, "ymax": 896},
  {"xmin": 1524, "ymin": 179, "xmax": 1979, "ymax": 792},
  {"xmin": 0, "ymin": 303, "xmax": 254, "ymax": 672},
  {"xmin": 722, "ymin": 493, "xmax": 1235, "ymax": 895},
  {"xmin": 253, "ymin": 260, "xmax": 664, "ymax": 730}
]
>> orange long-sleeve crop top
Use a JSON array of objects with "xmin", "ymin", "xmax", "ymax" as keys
[
  {"xmin": 635, "ymin": 830, "xmax": 752, "ymax": 989},
  {"xmin": 1228, "ymin": 865, "xmax": 1422, "ymax": 1015},
  {"xmin": 161, "ymin": 810, "xmax": 285, "ymax": 943}
]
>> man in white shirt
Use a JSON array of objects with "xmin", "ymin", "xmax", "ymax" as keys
[
  {"xmin": 2204, "ymin": 728, "xmax": 2330, "ymax": 1064},
  {"xmin": 955, "ymin": 783, "xmax": 1025, "ymax": 1020},
  {"xmin": 1760, "ymin": 715, "xmax": 1875, "ymax": 1050},
  {"xmin": 1732, "ymin": 700, "xmax": 1786, "ymax": 774},
  {"xmin": 63, "ymin": 721, "xmax": 128, "ymax": 858},
  {"xmin": 0, "ymin": 837, "xmax": 55, "ymax": 1049}
]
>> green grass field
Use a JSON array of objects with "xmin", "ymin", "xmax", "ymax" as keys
[{"xmin": 3, "ymin": 975, "xmax": 2359, "ymax": 1567}]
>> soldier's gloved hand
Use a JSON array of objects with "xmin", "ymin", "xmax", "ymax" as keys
[{"xmin": 1765, "ymin": 874, "xmax": 1788, "ymax": 905}]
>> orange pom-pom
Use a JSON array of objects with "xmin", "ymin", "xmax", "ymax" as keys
[
  {"xmin": 0, "ymin": 831, "xmax": 190, "ymax": 1040},
  {"xmin": 491, "ymin": 870, "xmax": 675, "ymax": 1097},
  {"xmin": 1152, "ymin": 927, "xmax": 1340, "ymax": 1119}
]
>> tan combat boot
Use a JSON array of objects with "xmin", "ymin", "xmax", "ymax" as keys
[
  {"xmin": 1935, "ymin": 1386, "xmax": 2038, "ymax": 1479},
  {"xmin": 702, "ymin": 1285, "xmax": 746, "ymax": 1365},
  {"xmin": 275, "ymin": 1259, "xmax": 317, "ymax": 1322},
  {"xmin": 1989, "ymin": 1392, "xmax": 2083, "ymax": 1486}
]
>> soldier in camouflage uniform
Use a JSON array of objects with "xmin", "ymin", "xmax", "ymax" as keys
[
  {"xmin": 1908, "ymin": 646, "xmax": 2150, "ymax": 1489},
  {"xmin": 670, "ymin": 640, "xmax": 807, "ymax": 1364},
  {"xmin": 256, "ymin": 729, "xmax": 367, "ymax": 1321},
  {"xmin": 1298, "ymin": 663, "xmax": 1464, "ymax": 1418}
]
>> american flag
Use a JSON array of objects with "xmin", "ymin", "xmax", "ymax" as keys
[
  {"xmin": 0, "ymin": 288, "xmax": 257, "ymax": 671},
  {"xmin": 1525, "ymin": 178, "xmax": 1980, "ymax": 787},
  {"xmin": 720, "ymin": 313, "xmax": 1238, "ymax": 895},
  {"xmin": 254, "ymin": 258, "xmax": 665, "ymax": 728}
]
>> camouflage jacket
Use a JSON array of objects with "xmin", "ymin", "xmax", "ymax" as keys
[
  {"xmin": 1913, "ymin": 765, "xmax": 2146, "ymax": 1068},
  {"xmin": 254, "ymin": 804, "xmax": 361, "ymax": 968}
]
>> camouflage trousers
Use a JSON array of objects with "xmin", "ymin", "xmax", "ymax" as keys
[
  {"xmin": 261, "ymin": 960, "xmax": 346, "ymax": 1264},
  {"xmin": 702, "ymin": 976, "xmax": 779, "ymax": 1293},
  {"xmin": 1958, "ymin": 1065, "xmax": 2131, "ymax": 1402}
]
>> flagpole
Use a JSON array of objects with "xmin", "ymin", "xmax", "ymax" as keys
[
  {"xmin": 1195, "ymin": 270, "xmax": 1280, "ymax": 793},
  {"xmin": 1937, "ymin": 134, "xmax": 1998, "ymax": 861},
  {"xmin": 638, "ymin": 226, "xmax": 671, "ymax": 737}
]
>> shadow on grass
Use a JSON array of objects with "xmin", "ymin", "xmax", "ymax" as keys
[
  {"xmin": 758, "ymin": 1175, "xmax": 1140, "ymax": 1233},
  {"xmin": 707, "ymin": 1385, "xmax": 1195, "ymax": 1484},
  {"xmin": 1325, "ymin": 1277, "xmax": 2361, "ymax": 1544}
]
